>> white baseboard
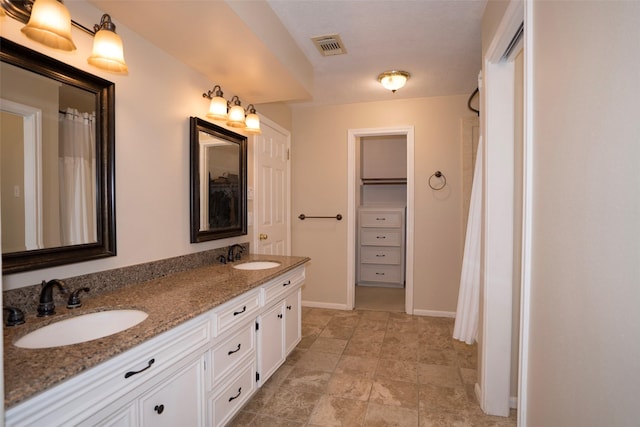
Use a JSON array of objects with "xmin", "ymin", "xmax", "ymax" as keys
[
  {"xmin": 510, "ymin": 396, "xmax": 518, "ymax": 409},
  {"xmin": 301, "ymin": 300, "xmax": 349, "ymax": 310},
  {"xmin": 412, "ymin": 309, "xmax": 456, "ymax": 318}
]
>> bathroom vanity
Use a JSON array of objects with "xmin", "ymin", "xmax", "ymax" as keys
[{"xmin": 4, "ymin": 255, "xmax": 308, "ymax": 427}]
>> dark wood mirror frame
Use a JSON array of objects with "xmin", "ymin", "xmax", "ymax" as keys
[
  {"xmin": 190, "ymin": 117, "xmax": 247, "ymax": 243},
  {"xmin": 1, "ymin": 37, "xmax": 116, "ymax": 274}
]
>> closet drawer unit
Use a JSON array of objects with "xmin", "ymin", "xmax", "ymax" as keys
[
  {"xmin": 360, "ymin": 229, "xmax": 402, "ymax": 247},
  {"xmin": 360, "ymin": 211, "xmax": 403, "ymax": 228},
  {"xmin": 360, "ymin": 247, "xmax": 402, "ymax": 265},
  {"xmin": 360, "ymin": 264, "xmax": 402, "ymax": 283}
]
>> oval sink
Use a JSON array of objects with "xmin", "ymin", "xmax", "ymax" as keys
[
  {"xmin": 15, "ymin": 310, "xmax": 148, "ymax": 349},
  {"xmin": 233, "ymin": 261, "xmax": 281, "ymax": 270}
]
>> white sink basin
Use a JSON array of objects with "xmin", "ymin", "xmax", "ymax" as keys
[
  {"xmin": 233, "ymin": 261, "xmax": 281, "ymax": 270},
  {"xmin": 15, "ymin": 310, "xmax": 148, "ymax": 349}
]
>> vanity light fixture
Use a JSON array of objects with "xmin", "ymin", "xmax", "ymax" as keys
[
  {"xmin": 0, "ymin": 0, "xmax": 128, "ymax": 73},
  {"xmin": 378, "ymin": 70, "xmax": 410, "ymax": 93},
  {"xmin": 202, "ymin": 86, "xmax": 261, "ymax": 134}
]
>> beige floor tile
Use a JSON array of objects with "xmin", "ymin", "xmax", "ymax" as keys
[
  {"xmin": 418, "ymin": 348, "xmax": 458, "ymax": 366},
  {"xmin": 418, "ymin": 410, "xmax": 473, "ymax": 427},
  {"xmin": 246, "ymin": 414, "xmax": 306, "ymax": 426},
  {"xmin": 418, "ymin": 384, "xmax": 469, "ymax": 413},
  {"xmin": 327, "ymin": 314, "xmax": 362, "ymax": 328},
  {"xmin": 352, "ymin": 328, "xmax": 386, "ymax": 343},
  {"xmin": 308, "ymin": 395, "xmax": 368, "ymax": 426},
  {"xmin": 259, "ymin": 388, "xmax": 322, "ymax": 422},
  {"xmin": 326, "ymin": 373, "xmax": 373, "ymax": 401},
  {"xmin": 281, "ymin": 367, "xmax": 331, "ymax": 394},
  {"xmin": 319, "ymin": 324, "xmax": 355, "ymax": 340},
  {"xmin": 375, "ymin": 359, "xmax": 418, "ymax": 383},
  {"xmin": 343, "ymin": 338, "xmax": 383, "ymax": 357},
  {"xmin": 364, "ymin": 402, "xmax": 419, "ymax": 427},
  {"xmin": 459, "ymin": 367, "xmax": 477, "ymax": 385},
  {"xmin": 334, "ymin": 355, "xmax": 379, "ymax": 379},
  {"xmin": 295, "ymin": 350, "xmax": 341, "ymax": 372},
  {"xmin": 418, "ymin": 364, "xmax": 462, "ymax": 388},
  {"xmin": 226, "ymin": 410, "xmax": 256, "ymax": 426},
  {"xmin": 370, "ymin": 378, "xmax": 419, "ymax": 409},
  {"xmin": 308, "ymin": 337, "xmax": 348, "ymax": 354},
  {"xmin": 296, "ymin": 334, "xmax": 318, "ymax": 349},
  {"xmin": 360, "ymin": 310, "xmax": 391, "ymax": 321}
]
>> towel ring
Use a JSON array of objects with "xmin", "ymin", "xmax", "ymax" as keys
[{"xmin": 428, "ymin": 171, "xmax": 446, "ymax": 190}]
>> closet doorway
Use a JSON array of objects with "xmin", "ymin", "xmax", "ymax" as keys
[{"xmin": 346, "ymin": 127, "xmax": 415, "ymax": 313}]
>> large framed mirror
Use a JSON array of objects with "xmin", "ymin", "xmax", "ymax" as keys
[
  {"xmin": 190, "ymin": 117, "xmax": 247, "ymax": 242},
  {"xmin": 1, "ymin": 38, "xmax": 116, "ymax": 273}
]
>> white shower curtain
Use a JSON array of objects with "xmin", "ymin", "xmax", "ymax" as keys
[
  {"xmin": 58, "ymin": 108, "xmax": 96, "ymax": 245},
  {"xmin": 453, "ymin": 136, "xmax": 483, "ymax": 344}
]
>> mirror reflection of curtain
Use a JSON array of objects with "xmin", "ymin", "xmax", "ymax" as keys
[{"xmin": 58, "ymin": 108, "xmax": 96, "ymax": 245}]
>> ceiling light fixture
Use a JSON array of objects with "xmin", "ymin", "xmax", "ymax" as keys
[
  {"xmin": 378, "ymin": 70, "xmax": 410, "ymax": 93},
  {"xmin": 202, "ymin": 86, "xmax": 261, "ymax": 134},
  {"xmin": 1, "ymin": 0, "xmax": 128, "ymax": 73}
]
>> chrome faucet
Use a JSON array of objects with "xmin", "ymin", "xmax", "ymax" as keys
[
  {"xmin": 38, "ymin": 279, "xmax": 67, "ymax": 317},
  {"xmin": 227, "ymin": 244, "xmax": 245, "ymax": 263}
]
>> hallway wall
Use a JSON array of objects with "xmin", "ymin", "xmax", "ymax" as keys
[{"xmin": 291, "ymin": 96, "xmax": 474, "ymax": 313}]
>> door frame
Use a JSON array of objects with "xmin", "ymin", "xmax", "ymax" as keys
[
  {"xmin": 252, "ymin": 115, "xmax": 292, "ymax": 255},
  {"xmin": 347, "ymin": 126, "xmax": 415, "ymax": 313}
]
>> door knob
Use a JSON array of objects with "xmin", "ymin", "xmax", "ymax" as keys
[{"xmin": 259, "ymin": 233, "xmax": 268, "ymax": 240}]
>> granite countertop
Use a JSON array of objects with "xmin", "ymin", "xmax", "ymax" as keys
[{"xmin": 3, "ymin": 254, "xmax": 310, "ymax": 408}]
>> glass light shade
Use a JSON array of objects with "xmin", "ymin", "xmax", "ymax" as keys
[
  {"xmin": 207, "ymin": 96, "xmax": 228, "ymax": 120},
  {"xmin": 244, "ymin": 112, "xmax": 261, "ymax": 134},
  {"xmin": 21, "ymin": 0, "xmax": 76, "ymax": 51},
  {"xmin": 378, "ymin": 71, "xmax": 410, "ymax": 92},
  {"xmin": 88, "ymin": 28, "xmax": 128, "ymax": 73},
  {"xmin": 227, "ymin": 104, "xmax": 246, "ymax": 128}
]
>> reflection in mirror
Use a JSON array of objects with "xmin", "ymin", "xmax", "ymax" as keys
[
  {"xmin": 190, "ymin": 117, "xmax": 247, "ymax": 242},
  {"xmin": 1, "ymin": 37, "xmax": 116, "ymax": 273}
]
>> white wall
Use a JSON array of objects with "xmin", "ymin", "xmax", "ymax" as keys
[
  {"xmin": 291, "ymin": 96, "xmax": 474, "ymax": 312},
  {"xmin": 0, "ymin": 1, "xmax": 276, "ymax": 289},
  {"xmin": 526, "ymin": 2, "xmax": 640, "ymax": 425}
]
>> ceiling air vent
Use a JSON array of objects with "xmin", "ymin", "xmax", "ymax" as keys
[{"xmin": 311, "ymin": 34, "xmax": 347, "ymax": 57}]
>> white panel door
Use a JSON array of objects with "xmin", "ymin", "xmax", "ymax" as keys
[{"xmin": 254, "ymin": 118, "xmax": 290, "ymax": 255}]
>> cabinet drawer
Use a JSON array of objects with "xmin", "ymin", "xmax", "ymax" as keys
[
  {"xmin": 360, "ymin": 211, "xmax": 403, "ymax": 228},
  {"xmin": 360, "ymin": 229, "xmax": 402, "ymax": 246},
  {"xmin": 360, "ymin": 246, "xmax": 401, "ymax": 265},
  {"xmin": 360, "ymin": 264, "xmax": 403, "ymax": 283},
  {"xmin": 262, "ymin": 266, "xmax": 305, "ymax": 308},
  {"xmin": 210, "ymin": 323, "xmax": 255, "ymax": 388},
  {"xmin": 212, "ymin": 289, "xmax": 261, "ymax": 337},
  {"xmin": 209, "ymin": 360, "xmax": 257, "ymax": 427}
]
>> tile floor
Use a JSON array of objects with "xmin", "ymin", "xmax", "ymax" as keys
[{"xmin": 229, "ymin": 307, "xmax": 517, "ymax": 426}]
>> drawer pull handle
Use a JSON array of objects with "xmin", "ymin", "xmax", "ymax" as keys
[
  {"xmin": 376, "ymin": 254, "xmax": 386, "ymax": 257},
  {"xmin": 286, "ymin": 305, "xmax": 292, "ymax": 310},
  {"xmin": 376, "ymin": 236, "xmax": 386, "ymax": 239},
  {"xmin": 154, "ymin": 404, "xmax": 164, "ymax": 414},
  {"xmin": 228, "ymin": 387, "xmax": 242, "ymax": 402},
  {"xmin": 376, "ymin": 272, "xmax": 385, "ymax": 276},
  {"xmin": 277, "ymin": 313, "xmax": 283, "ymax": 319},
  {"xmin": 233, "ymin": 306, "xmax": 247, "ymax": 316},
  {"xmin": 124, "ymin": 358, "xmax": 155, "ymax": 379},
  {"xmin": 228, "ymin": 343, "xmax": 242, "ymax": 355},
  {"xmin": 282, "ymin": 280, "xmax": 291, "ymax": 287},
  {"xmin": 376, "ymin": 217, "xmax": 386, "ymax": 220}
]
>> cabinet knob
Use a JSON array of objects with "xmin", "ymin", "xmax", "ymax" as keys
[
  {"xmin": 286, "ymin": 305, "xmax": 292, "ymax": 310},
  {"xmin": 277, "ymin": 313, "xmax": 283, "ymax": 319},
  {"xmin": 154, "ymin": 404, "xmax": 165, "ymax": 414}
]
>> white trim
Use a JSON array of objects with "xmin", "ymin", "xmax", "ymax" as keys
[
  {"xmin": 518, "ymin": 1, "xmax": 534, "ymax": 425},
  {"xmin": 301, "ymin": 301, "xmax": 348, "ymax": 311},
  {"xmin": 251, "ymin": 114, "xmax": 292, "ymax": 255},
  {"xmin": 480, "ymin": 0, "xmax": 523, "ymax": 417},
  {"xmin": 346, "ymin": 126, "xmax": 415, "ymax": 314},
  {"xmin": 412, "ymin": 309, "xmax": 455, "ymax": 318},
  {"xmin": 0, "ymin": 98, "xmax": 43, "ymax": 250}
]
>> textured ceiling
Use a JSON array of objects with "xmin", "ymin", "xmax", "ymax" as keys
[{"xmin": 89, "ymin": 0, "xmax": 486, "ymax": 107}]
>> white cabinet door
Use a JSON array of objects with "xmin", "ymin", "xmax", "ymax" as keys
[
  {"xmin": 284, "ymin": 289, "xmax": 301, "ymax": 355},
  {"xmin": 257, "ymin": 302, "xmax": 285, "ymax": 384},
  {"xmin": 139, "ymin": 358, "xmax": 204, "ymax": 427}
]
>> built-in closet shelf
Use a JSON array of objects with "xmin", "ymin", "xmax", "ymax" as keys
[
  {"xmin": 361, "ymin": 178, "xmax": 407, "ymax": 185},
  {"xmin": 357, "ymin": 206, "xmax": 406, "ymax": 288}
]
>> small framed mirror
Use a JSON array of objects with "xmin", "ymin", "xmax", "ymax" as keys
[
  {"xmin": 1, "ymin": 38, "xmax": 116, "ymax": 273},
  {"xmin": 190, "ymin": 117, "xmax": 247, "ymax": 242}
]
